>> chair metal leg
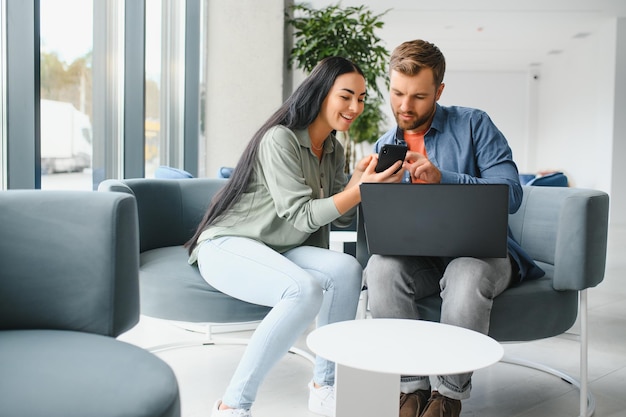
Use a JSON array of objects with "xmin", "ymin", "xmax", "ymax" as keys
[
  {"xmin": 500, "ymin": 355, "xmax": 595, "ymax": 417},
  {"xmin": 579, "ymin": 289, "xmax": 591, "ymax": 417},
  {"xmin": 145, "ymin": 319, "xmax": 316, "ymax": 364},
  {"xmin": 500, "ymin": 290, "xmax": 595, "ymax": 417},
  {"xmin": 356, "ymin": 287, "xmax": 369, "ymax": 320}
]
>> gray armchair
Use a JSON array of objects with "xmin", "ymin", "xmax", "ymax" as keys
[
  {"xmin": 98, "ymin": 178, "xmax": 313, "ymax": 361},
  {"xmin": 357, "ymin": 185, "xmax": 609, "ymax": 417},
  {"xmin": 0, "ymin": 190, "xmax": 180, "ymax": 417}
]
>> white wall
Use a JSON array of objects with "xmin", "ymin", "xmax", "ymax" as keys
[
  {"xmin": 533, "ymin": 21, "xmax": 615, "ymax": 193},
  {"xmin": 611, "ymin": 18, "xmax": 626, "ymax": 227},
  {"xmin": 533, "ymin": 17, "xmax": 624, "ymax": 226},
  {"xmin": 437, "ymin": 71, "xmax": 531, "ymax": 172},
  {"xmin": 202, "ymin": 0, "xmax": 286, "ymax": 177}
]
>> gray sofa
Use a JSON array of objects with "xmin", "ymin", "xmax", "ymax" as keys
[
  {"xmin": 0, "ymin": 190, "xmax": 180, "ymax": 417},
  {"xmin": 98, "ymin": 178, "xmax": 272, "ymax": 326}
]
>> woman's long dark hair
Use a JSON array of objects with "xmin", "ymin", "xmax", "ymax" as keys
[{"xmin": 185, "ymin": 57, "xmax": 365, "ymax": 254}]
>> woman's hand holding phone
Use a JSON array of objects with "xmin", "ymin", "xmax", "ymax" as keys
[
  {"xmin": 375, "ymin": 144, "xmax": 408, "ymax": 174},
  {"xmin": 336, "ymin": 152, "xmax": 404, "ymax": 214},
  {"xmin": 355, "ymin": 152, "xmax": 405, "ymax": 184}
]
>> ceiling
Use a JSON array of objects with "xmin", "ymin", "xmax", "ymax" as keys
[{"xmin": 305, "ymin": 0, "xmax": 626, "ymax": 72}]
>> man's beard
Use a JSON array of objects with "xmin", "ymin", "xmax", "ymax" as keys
[{"xmin": 394, "ymin": 105, "xmax": 436, "ymax": 132}]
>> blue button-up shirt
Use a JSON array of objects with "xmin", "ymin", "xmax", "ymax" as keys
[{"xmin": 374, "ymin": 103, "xmax": 544, "ymax": 282}]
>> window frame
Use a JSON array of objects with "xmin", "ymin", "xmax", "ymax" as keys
[{"xmin": 2, "ymin": 0, "xmax": 201, "ymax": 190}]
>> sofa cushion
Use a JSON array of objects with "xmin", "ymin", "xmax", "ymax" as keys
[
  {"xmin": 0, "ymin": 330, "xmax": 180, "ymax": 417},
  {"xmin": 415, "ymin": 275, "xmax": 578, "ymax": 342},
  {"xmin": 140, "ymin": 246, "xmax": 272, "ymax": 323}
]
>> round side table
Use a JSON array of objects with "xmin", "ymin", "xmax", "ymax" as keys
[{"xmin": 307, "ymin": 318, "xmax": 503, "ymax": 417}]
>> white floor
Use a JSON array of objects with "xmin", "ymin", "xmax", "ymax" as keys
[{"xmin": 119, "ymin": 225, "xmax": 626, "ymax": 417}]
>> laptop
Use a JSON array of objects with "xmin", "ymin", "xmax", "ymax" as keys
[{"xmin": 359, "ymin": 183, "xmax": 509, "ymax": 258}]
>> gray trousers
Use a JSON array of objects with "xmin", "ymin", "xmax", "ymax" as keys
[{"xmin": 363, "ymin": 255, "xmax": 513, "ymax": 400}]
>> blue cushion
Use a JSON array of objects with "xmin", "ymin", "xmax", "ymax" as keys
[
  {"xmin": 155, "ymin": 166, "xmax": 193, "ymax": 179},
  {"xmin": 518, "ymin": 174, "xmax": 536, "ymax": 185},
  {"xmin": 218, "ymin": 167, "xmax": 234, "ymax": 178},
  {"xmin": 526, "ymin": 172, "xmax": 568, "ymax": 187}
]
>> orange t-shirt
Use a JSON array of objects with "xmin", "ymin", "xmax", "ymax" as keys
[
  {"xmin": 404, "ymin": 131, "xmax": 427, "ymax": 183},
  {"xmin": 404, "ymin": 130, "xmax": 427, "ymax": 156}
]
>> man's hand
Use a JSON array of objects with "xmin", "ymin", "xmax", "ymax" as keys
[{"xmin": 405, "ymin": 150, "xmax": 442, "ymax": 183}]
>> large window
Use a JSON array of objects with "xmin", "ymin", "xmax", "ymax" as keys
[
  {"xmin": 0, "ymin": 0, "xmax": 6, "ymax": 190},
  {"xmin": 145, "ymin": 0, "xmax": 161, "ymax": 178},
  {"xmin": 39, "ymin": 0, "xmax": 93, "ymax": 190},
  {"xmin": 1, "ymin": 0, "xmax": 201, "ymax": 191},
  {"xmin": 146, "ymin": 0, "xmax": 200, "ymax": 179}
]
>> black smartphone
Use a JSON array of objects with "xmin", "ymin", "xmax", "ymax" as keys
[{"xmin": 375, "ymin": 144, "xmax": 408, "ymax": 173}]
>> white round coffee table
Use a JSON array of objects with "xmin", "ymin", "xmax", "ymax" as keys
[{"xmin": 306, "ymin": 318, "xmax": 503, "ymax": 417}]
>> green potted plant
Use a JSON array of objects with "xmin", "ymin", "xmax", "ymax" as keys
[{"xmin": 286, "ymin": 2, "xmax": 390, "ymax": 172}]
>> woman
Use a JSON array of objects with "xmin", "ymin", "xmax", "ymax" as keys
[{"xmin": 186, "ymin": 56, "xmax": 403, "ymax": 417}]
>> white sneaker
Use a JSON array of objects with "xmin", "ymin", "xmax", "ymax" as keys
[
  {"xmin": 210, "ymin": 400, "xmax": 252, "ymax": 417},
  {"xmin": 308, "ymin": 381, "xmax": 336, "ymax": 417}
]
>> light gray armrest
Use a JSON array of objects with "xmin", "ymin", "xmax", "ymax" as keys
[
  {"xmin": 0, "ymin": 191, "xmax": 139, "ymax": 336},
  {"xmin": 554, "ymin": 189, "xmax": 609, "ymax": 290},
  {"xmin": 509, "ymin": 186, "xmax": 609, "ymax": 291}
]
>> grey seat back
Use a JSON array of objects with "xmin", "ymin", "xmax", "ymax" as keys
[
  {"xmin": 99, "ymin": 178, "xmax": 227, "ymax": 253},
  {"xmin": 0, "ymin": 190, "xmax": 139, "ymax": 337}
]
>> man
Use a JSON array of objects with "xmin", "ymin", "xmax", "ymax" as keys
[{"xmin": 363, "ymin": 39, "xmax": 544, "ymax": 417}]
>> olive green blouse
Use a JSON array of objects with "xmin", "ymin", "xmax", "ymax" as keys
[{"xmin": 189, "ymin": 125, "xmax": 355, "ymax": 264}]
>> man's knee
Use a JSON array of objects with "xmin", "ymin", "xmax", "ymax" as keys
[
  {"xmin": 363, "ymin": 255, "xmax": 398, "ymax": 288},
  {"xmin": 442, "ymin": 257, "xmax": 509, "ymax": 299}
]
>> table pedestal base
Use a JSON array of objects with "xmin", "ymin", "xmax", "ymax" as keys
[{"xmin": 335, "ymin": 364, "xmax": 399, "ymax": 417}]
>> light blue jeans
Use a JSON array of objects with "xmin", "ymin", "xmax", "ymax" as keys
[
  {"xmin": 197, "ymin": 236, "xmax": 363, "ymax": 410},
  {"xmin": 363, "ymin": 255, "xmax": 513, "ymax": 400}
]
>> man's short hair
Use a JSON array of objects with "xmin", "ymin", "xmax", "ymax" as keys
[{"xmin": 389, "ymin": 39, "xmax": 446, "ymax": 86}]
